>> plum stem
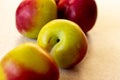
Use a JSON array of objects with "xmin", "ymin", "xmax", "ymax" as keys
[{"xmin": 47, "ymin": 36, "xmax": 60, "ymax": 52}]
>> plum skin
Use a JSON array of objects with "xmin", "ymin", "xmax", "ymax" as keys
[{"xmin": 57, "ymin": 0, "xmax": 97, "ymax": 33}]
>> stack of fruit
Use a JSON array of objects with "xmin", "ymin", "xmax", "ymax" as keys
[{"xmin": 0, "ymin": 0, "xmax": 97, "ymax": 80}]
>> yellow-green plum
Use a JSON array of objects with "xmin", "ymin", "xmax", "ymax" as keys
[
  {"xmin": 16, "ymin": 0, "xmax": 57, "ymax": 38},
  {"xmin": 0, "ymin": 43, "xmax": 59, "ymax": 80},
  {"xmin": 37, "ymin": 19, "xmax": 88, "ymax": 68}
]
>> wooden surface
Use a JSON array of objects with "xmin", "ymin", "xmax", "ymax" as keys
[{"xmin": 0, "ymin": 0, "xmax": 120, "ymax": 80}]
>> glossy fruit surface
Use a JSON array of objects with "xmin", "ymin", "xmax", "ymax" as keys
[
  {"xmin": 37, "ymin": 19, "xmax": 88, "ymax": 68},
  {"xmin": 57, "ymin": 0, "xmax": 97, "ymax": 33},
  {"xmin": 16, "ymin": 0, "xmax": 57, "ymax": 38},
  {"xmin": 0, "ymin": 43, "xmax": 59, "ymax": 80}
]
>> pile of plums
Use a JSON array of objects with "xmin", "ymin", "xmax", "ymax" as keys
[{"xmin": 0, "ymin": 0, "xmax": 97, "ymax": 80}]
